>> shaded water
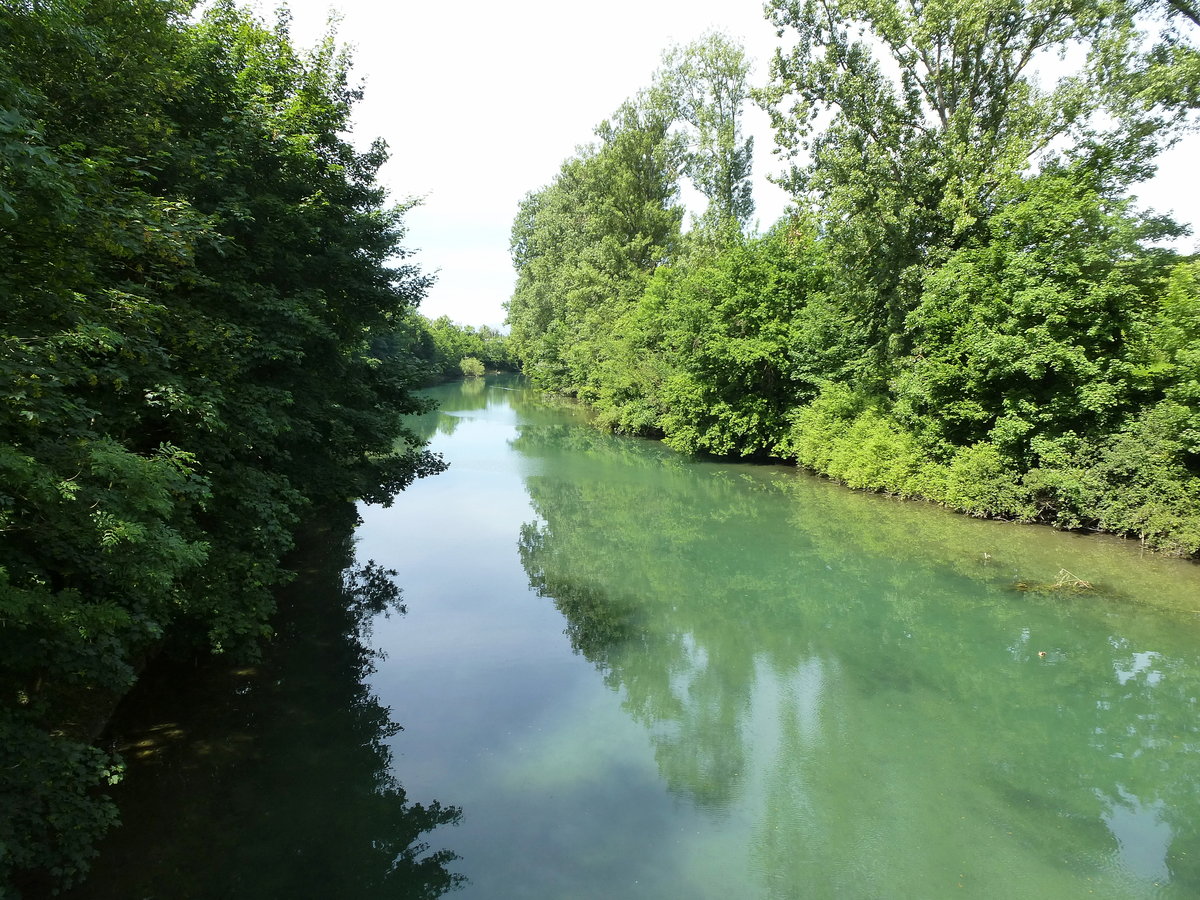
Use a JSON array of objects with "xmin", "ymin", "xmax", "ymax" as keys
[
  {"xmin": 62, "ymin": 511, "xmax": 463, "ymax": 899},
  {"xmin": 79, "ymin": 377, "xmax": 1200, "ymax": 898}
]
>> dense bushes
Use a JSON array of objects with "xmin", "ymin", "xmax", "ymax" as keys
[
  {"xmin": 506, "ymin": 2, "xmax": 1200, "ymax": 555},
  {"xmin": 0, "ymin": 1, "xmax": 440, "ymax": 891}
]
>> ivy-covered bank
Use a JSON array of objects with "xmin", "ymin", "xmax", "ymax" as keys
[
  {"xmin": 0, "ymin": 2, "xmax": 442, "ymax": 892},
  {"xmin": 506, "ymin": 3, "xmax": 1200, "ymax": 556}
]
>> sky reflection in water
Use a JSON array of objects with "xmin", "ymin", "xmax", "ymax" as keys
[{"xmin": 356, "ymin": 377, "xmax": 1200, "ymax": 899}]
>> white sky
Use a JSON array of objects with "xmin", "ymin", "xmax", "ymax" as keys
[{"xmin": 277, "ymin": 0, "xmax": 1198, "ymax": 329}]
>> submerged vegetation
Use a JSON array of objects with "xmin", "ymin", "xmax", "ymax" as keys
[
  {"xmin": 506, "ymin": 2, "xmax": 1200, "ymax": 555},
  {"xmin": 0, "ymin": 1, "xmax": 444, "ymax": 892}
]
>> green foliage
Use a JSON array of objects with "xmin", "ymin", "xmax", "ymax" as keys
[
  {"xmin": 781, "ymin": 384, "xmax": 930, "ymax": 497},
  {"xmin": 1094, "ymin": 0, "xmax": 1200, "ymax": 116},
  {"xmin": 780, "ymin": 381, "xmax": 1200, "ymax": 551},
  {"xmin": 506, "ymin": 98, "xmax": 684, "ymax": 395},
  {"xmin": 505, "ymin": 7, "xmax": 1199, "ymax": 555},
  {"xmin": 406, "ymin": 316, "xmax": 513, "ymax": 379},
  {"xmin": 0, "ymin": 1, "xmax": 441, "ymax": 892},
  {"xmin": 1149, "ymin": 260, "xmax": 1200, "ymax": 452},
  {"xmin": 655, "ymin": 32, "xmax": 755, "ymax": 239},
  {"xmin": 895, "ymin": 163, "xmax": 1180, "ymax": 460},
  {"xmin": 0, "ymin": 719, "xmax": 124, "ymax": 893},
  {"xmin": 759, "ymin": 0, "xmax": 1150, "ymax": 379},
  {"xmin": 1023, "ymin": 402, "xmax": 1200, "ymax": 554},
  {"xmin": 459, "ymin": 356, "xmax": 486, "ymax": 378},
  {"xmin": 942, "ymin": 442, "xmax": 1035, "ymax": 518},
  {"xmin": 781, "ymin": 385, "xmax": 1035, "ymax": 517},
  {"xmin": 595, "ymin": 224, "xmax": 833, "ymax": 457}
]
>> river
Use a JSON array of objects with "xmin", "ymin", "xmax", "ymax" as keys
[{"xmin": 72, "ymin": 376, "xmax": 1200, "ymax": 898}]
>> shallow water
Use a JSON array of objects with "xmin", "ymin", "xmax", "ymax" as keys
[{"xmin": 76, "ymin": 376, "xmax": 1200, "ymax": 898}]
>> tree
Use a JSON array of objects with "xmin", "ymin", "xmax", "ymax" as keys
[
  {"xmin": 595, "ymin": 223, "xmax": 834, "ymax": 456},
  {"xmin": 1, "ymin": 2, "xmax": 441, "ymax": 890},
  {"xmin": 1152, "ymin": 260, "xmax": 1200, "ymax": 454},
  {"xmin": 655, "ymin": 32, "xmax": 756, "ymax": 241},
  {"xmin": 1096, "ymin": 0, "xmax": 1200, "ymax": 113},
  {"xmin": 412, "ymin": 316, "xmax": 514, "ymax": 378},
  {"xmin": 500, "ymin": 1, "xmax": 1198, "ymax": 551},
  {"xmin": 760, "ymin": 0, "xmax": 1113, "ymax": 378},
  {"xmin": 893, "ymin": 162, "xmax": 1180, "ymax": 460},
  {"xmin": 506, "ymin": 97, "xmax": 683, "ymax": 396}
]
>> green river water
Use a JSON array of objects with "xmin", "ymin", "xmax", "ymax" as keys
[{"xmin": 73, "ymin": 376, "xmax": 1200, "ymax": 899}]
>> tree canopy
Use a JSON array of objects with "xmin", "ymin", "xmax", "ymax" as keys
[
  {"xmin": 506, "ymin": 4, "xmax": 1200, "ymax": 555},
  {"xmin": 1, "ymin": 1, "xmax": 442, "ymax": 891}
]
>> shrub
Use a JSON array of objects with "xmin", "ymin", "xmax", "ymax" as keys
[{"xmin": 942, "ymin": 442, "xmax": 1035, "ymax": 519}]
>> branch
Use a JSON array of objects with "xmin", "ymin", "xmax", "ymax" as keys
[{"xmin": 1166, "ymin": 0, "xmax": 1200, "ymax": 29}]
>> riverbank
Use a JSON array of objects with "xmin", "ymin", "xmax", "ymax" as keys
[
  {"xmin": 45, "ymin": 379, "xmax": 1200, "ymax": 898},
  {"xmin": 530, "ymin": 377, "xmax": 1200, "ymax": 561}
]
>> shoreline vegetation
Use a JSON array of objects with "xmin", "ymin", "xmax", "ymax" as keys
[
  {"xmin": 2, "ymin": 0, "xmax": 1198, "ymax": 896},
  {"xmin": 505, "ymin": 6, "xmax": 1200, "ymax": 559},
  {"xmin": 532, "ymin": 373, "xmax": 1200, "ymax": 561},
  {"xmin": 1, "ymin": 3, "xmax": 445, "ymax": 894}
]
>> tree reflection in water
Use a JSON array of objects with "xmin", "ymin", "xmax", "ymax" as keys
[
  {"xmin": 62, "ymin": 508, "xmax": 464, "ymax": 900},
  {"xmin": 512, "ymin": 418, "xmax": 1200, "ymax": 896}
]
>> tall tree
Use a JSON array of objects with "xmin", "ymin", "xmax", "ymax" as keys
[
  {"xmin": 1, "ymin": 2, "xmax": 440, "ymax": 891},
  {"xmin": 655, "ymin": 32, "xmax": 756, "ymax": 240},
  {"xmin": 507, "ymin": 98, "xmax": 683, "ymax": 396},
  {"xmin": 759, "ymin": 0, "xmax": 1113, "ymax": 378},
  {"xmin": 1095, "ymin": 0, "xmax": 1200, "ymax": 113}
]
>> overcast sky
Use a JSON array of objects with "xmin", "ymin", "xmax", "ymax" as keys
[{"xmin": 279, "ymin": 0, "xmax": 1198, "ymax": 329}]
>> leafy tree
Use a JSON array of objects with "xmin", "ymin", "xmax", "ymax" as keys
[
  {"xmin": 1152, "ymin": 260, "xmax": 1200, "ymax": 452},
  {"xmin": 894, "ymin": 162, "xmax": 1180, "ymax": 460},
  {"xmin": 0, "ymin": 1, "xmax": 441, "ymax": 891},
  {"xmin": 503, "ymin": 2, "xmax": 1199, "ymax": 552},
  {"xmin": 507, "ymin": 98, "xmax": 683, "ymax": 396},
  {"xmin": 760, "ymin": 0, "xmax": 1114, "ymax": 378},
  {"xmin": 655, "ymin": 32, "xmax": 756, "ymax": 240},
  {"xmin": 410, "ymin": 315, "xmax": 514, "ymax": 379},
  {"xmin": 596, "ymin": 223, "xmax": 833, "ymax": 456},
  {"xmin": 1095, "ymin": 0, "xmax": 1200, "ymax": 114}
]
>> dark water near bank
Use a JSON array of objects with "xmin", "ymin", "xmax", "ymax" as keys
[{"xmin": 75, "ymin": 376, "xmax": 1200, "ymax": 898}]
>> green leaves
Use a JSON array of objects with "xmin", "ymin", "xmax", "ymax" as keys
[
  {"xmin": 409, "ymin": 316, "xmax": 514, "ymax": 379},
  {"xmin": 1150, "ymin": 261, "xmax": 1200, "ymax": 452},
  {"xmin": 602, "ymin": 225, "xmax": 831, "ymax": 457},
  {"xmin": 761, "ymin": 0, "xmax": 1130, "ymax": 374},
  {"xmin": 505, "ymin": 3, "xmax": 1197, "ymax": 555},
  {"xmin": 896, "ymin": 164, "xmax": 1175, "ymax": 457},
  {"xmin": 1, "ymin": 1, "xmax": 441, "ymax": 892},
  {"xmin": 655, "ymin": 32, "xmax": 756, "ymax": 238},
  {"xmin": 507, "ymin": 98, "xmax": 684, "ymax": 395}
]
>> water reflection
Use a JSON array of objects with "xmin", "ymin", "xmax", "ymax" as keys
[
  {"xmin": 405, "ymin": 375, "xmax": 574, "ymax": 446},
  {"xmin": 63, "ymin": 509, "xmax": 464, "ymax": 900},
  {"xmin": 512, "ymin": 416, "xmax": 1200, "ymax": 897}
]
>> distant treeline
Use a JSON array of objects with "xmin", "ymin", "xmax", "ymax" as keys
[
  {"xmin": 506, "ymin": 2, "xmax": 1200, "ymax": 556},
  {"xmin": 1, "ymin": 1, "xmax": 444, "ymax": 892},
  {"xmin": 381, "ymin": 315, "xmax": 515, "ymax": 381}
]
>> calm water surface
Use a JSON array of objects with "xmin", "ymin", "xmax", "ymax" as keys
[{"xmin": 79, "ymin": 376, "xmax": 1200, "ymax": 898}]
